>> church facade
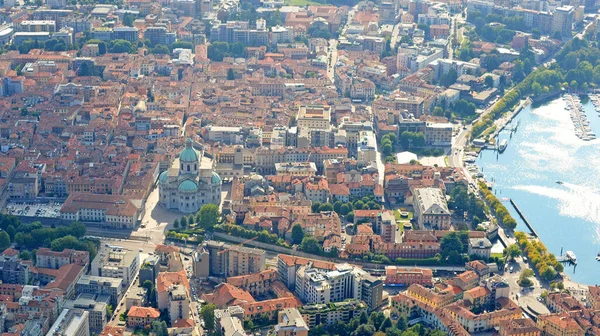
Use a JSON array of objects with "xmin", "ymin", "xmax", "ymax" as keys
[{"xmin": 158, "ymin": 138, "xmax": 222, "ymax": 213}]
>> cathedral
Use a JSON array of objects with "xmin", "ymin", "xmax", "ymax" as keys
[{"xmin": 158, "ymin": 138, "xmax": 222, "ymax": 213}]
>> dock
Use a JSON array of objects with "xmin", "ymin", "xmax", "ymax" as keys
[
  {"xmin": 509, "ymin": 198, "xmax": 539, "ymax": 238},
  {"xmin": 490, "ymin": 98, "xmax": 531, "ymax": 139}
]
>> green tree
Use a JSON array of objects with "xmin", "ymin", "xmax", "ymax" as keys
[
  {"xmin": 346, "ymin": 211, "xmax": 354, "ymax": 223},
  {"xmin": 291, "ymin": 224, "xmax": 304, "ymax": 245},
  {"xmin": 151, "ymin": 44, "xmax": 170, "ymax": 54},
  {"xmin": 6, "ymin": 225, "xmax": 15, "ymax": 240},
  {"xmin": 440, "ymin": 232, "xmax": 463, "ymax": 259},
  {"xmin": 439, "ymin": 69, "xmax": 458, "ymax": 86},
  {"xmin": 69, "ymin": 222, "xmax": 86, "ymax": 238},
  {"xmin": 484, "ymin": 75, "xmax": 494, "ymax": 88},
  {"xmin": 227, "ymin": 68, "xmax": 235, "ymax": 80},
  {"xmin": 122, "ymin": 13, "xmax": 134, "ymax": 27},
  {"xmin": 311, "ymin": 202, "xmax": 321, "ymax": 213},
  {"xmin": 180, "ymin": 216, "xmax": 187, "ymax": 227},
  {"xmin": 340, "ymin": 204, "xmax": 351, "ymax": 216},
  {"xmin": 201, "ymin": 303, "xmax": 216, "ymax": 330},
  {"xmin": 97, "ymin": 42, "xmax": 107, "ymax": 55},
  {"xmin": 0, "ymin": 231, "xmax": 11, "ymax": 250},
  {"xmin": 173, "ymin": 219, "xmax": 179, "ymax": 228},
  {"xmin": 351, "ymin": 324, "xmax": 376, "ymax": 336},
  {"xmin": 379, "ymin": 317, "xmax": 392, "ymax": 331},
  {"xmin": 151, "ymin": 321, "xmax": 168, "ymax": 336},
  {"xmin": 504, "ymin": 244, "xmax": 521, "ymax": 261},
  {"xmin": 142, "ymin": 280, "xmax": 154, "ymax": 292},
  {"xmin": 78, "ymin": 62, "xmax": 93, "ymax": 76},
  {"xmin": 359, "ymin": 311, "xmax": 369, "ymax": 324},
  {"xmin": 300, "ymin": 236, "xmax": 321, "ymax": 254},
  {"xmin": 198, "ymin": 204, "xmax": 220, "ymax": 230},
  {"xmin": 319, "ymin": 203, "xmax": 333, "ymax": 212},
  {"xmin": 106, "ymin": 305, "xmax": 114, "ymax": 317},
  {"xmin": 109, "ymin": 40, "xmax": 132, "ymax": 53},
  {"xmin": 18, "ymin": 250, "xmax": 30, "ymax": 260},
  {"xmin": 333, "ymin": 201, "xmax": 343, "ymax": 213},
  {"xmin": 397, "ymin": 315, "xmax": 408, "ymax": 331},
  {"xmin": 188, "ymin": 214, "xmax": 195, "ymax": 225}
]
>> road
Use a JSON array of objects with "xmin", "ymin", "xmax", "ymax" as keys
[{"xmin": 327, "ymin": 39, "xmax": 338, "ymax": 83}]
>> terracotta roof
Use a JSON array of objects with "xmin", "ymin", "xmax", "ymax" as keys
[
  {"xmin": 60, "ymin": 192, "xmax": 138, "ymax": 217},
  {"xmin": 99, "ymin": 326, "xmax": 125, "ymax": 336},
  {"xmin": 44, "ymin": 263, "xmax": 84, "ymax": 292},
  {"xmin": 202, "ymin": 283, "xmax": 255, "ymax": 307},
  {"xmin": 156, "ymin": 270, "xmax": 189, "ymax": 293},
  {"xmin": 277, "ymin": 254, "xmax": 336, "ymax": 271},
  {"xmin": 1, "ymin": 248, "xmax": 18, "ymax": 257},
  {"xmin": 465, "ymin": 286, "xmax": 491, "ymax": 300},
  {"xmin": 127, "ymin": 306, "xmax": 160, "ymax": 318},
  {"xmin": 227, "ymin": 269, "xmax": 277, "ymax": 288},
  {"xmin": 155, "ymin": 244, "xmax": 180, "ymax": 253}
]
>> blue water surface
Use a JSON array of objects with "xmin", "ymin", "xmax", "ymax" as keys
[{"xmin": 475, "ymin": 96, "xmax": 600, "ymax": 285}]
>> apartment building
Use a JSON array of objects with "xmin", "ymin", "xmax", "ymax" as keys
[
  {"xmin": 385, "ymin": 267, "xmax": 433, "ymax": 287},
  {"xmin": 215, "ymin": 306, "xmax": 248, "ymax": 336},
  {"xmin": 275, "ymin": 308, "xmax": 309, "ymax": 336},
  {"xmin": 46, "ymin": 309, "xmax": 90, "ymax": 336},
  {"xmin": 206, "ymin": 126, "xmax": 243, "ymax": 145},
  {"xmin": 144, "ymin": 26, "xmax": 167, "ymax": 45},
  {"xmin": 553, "ymin": 6, "xmax": 574, "ymax": 38},
  {"xmin": 90, "ymin": 246, "xmax": 139, "ymax": 286},
  {"xmin": 297, "ymin": 105, "xmax": 332, "ymax": 131},
  {"xmin": 156, "ymin": 271, "xmax": 190, "ymax": 323},
  {"xmin": 63, "ymin": 293, "xmax": 109, "ymax": 333},
  {"xmin": 36, "ymin": 248, "xmax": 89, "ymax": 269},
  {"xmin": 499, "ymin": 318, "xmax": 541, "ymax": 336},
  {"xmin": 75, "ymin": 275, "xmax": 123, "ymax": 306},
  {"xmin": 295, "ymin": 264, "xmax": 383, "ymax": 311},
  {"xmin": 112, "ymin": 27, "xmax": 139, "ymax": 42},
  {"xmin": 203, "ymin": 240, "xmax": 266, "ymax": 277},
  {"xmin": 277, "ymin": 254, "xmax": 336, "ymax": 291},
  {"xmin": 227, "ymin": 269, "xmax": 279, "ymax": 297},
  {"xmin": 17, "ymin": 20, "xmax": 56, "ymax": 33},
  {"xmin": 0, "ymin": 258, "xmax": 30, "ymax": 285},
  {"xmin": 299, "ymin": 299, "xmax": 367, "ymax": 328},
  {"xmin": 275, "ymin": 162, "xmax": 317, "ymax": 177}
]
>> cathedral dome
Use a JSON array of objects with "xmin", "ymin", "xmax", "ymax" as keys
[
  {"xmin": 211, "ymin": 172, "xmax": 221, "ymax": 185},
  {"xmin": 178, "ymin": 180, "xmax": 198, "ymax": 192},
  {"xmin": 179, "ymin": 138, "xmax": 198, "ymax": 163},
  {"xmin": 159, "ymin": 171, "xmax": 168, "ymax": 183}
]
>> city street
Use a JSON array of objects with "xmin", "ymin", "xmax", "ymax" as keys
[{"xmin": 327, "ymin": 39, "xmax": 338, "ymax": 83}]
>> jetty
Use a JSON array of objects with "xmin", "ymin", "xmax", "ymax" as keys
[{"xmin": 509, "ymin": 198, "xmax": 539, "ymax": 238}]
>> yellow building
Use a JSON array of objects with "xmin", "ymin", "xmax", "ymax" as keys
[{"xmin": 536, "ymin": 313, "xmax": 584, "ymax": 336}]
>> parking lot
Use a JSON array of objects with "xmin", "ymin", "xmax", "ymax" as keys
[{"xmin": 4, "ymin": 200, "xmax": 63, "ymax": 218}]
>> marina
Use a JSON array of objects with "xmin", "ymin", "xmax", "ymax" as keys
[
  {"xmin": 565, "ymin": 94, "xmax": 596, "ymax": 141},
  {"xmin": 475, "ymin": 97, "xmax": 600, "ymax": 285}
]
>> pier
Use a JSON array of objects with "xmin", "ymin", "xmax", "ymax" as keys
[
  {"xmin": 490, "ymin": 98, "xmax": 531, "ymax": 139},
  {"xmin": 509, "ymin": 198, "xmax": 539, "ymax": 238}
]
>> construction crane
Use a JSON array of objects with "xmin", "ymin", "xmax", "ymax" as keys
[{"xmin": 218, "ymin": 236, "xmax": 258, "ymax": 255}]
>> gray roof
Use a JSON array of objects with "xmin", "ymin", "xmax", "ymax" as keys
[{"xmin": 415, "ymin": 187, "xmax": 450, "ymax": 215}]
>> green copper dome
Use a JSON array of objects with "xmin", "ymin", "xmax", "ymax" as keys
[
  {"xmin": 179, "ymin": 138, "xmax": 199, "ymax": 163},
  {"xmin": 211, "ymin": 172, "xmax": 221, "ymax": 185},
  {"xmin": 158, "ymin": 171, "xmax": 168, "ymax": 183},
  {"xmin": 178, "ymin": 180, "xmax": 198, "ymax": 192}
]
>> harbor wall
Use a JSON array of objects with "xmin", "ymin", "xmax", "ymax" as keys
[{"xmin": 509, "ymin": 198, "xmax": 539, "ymax": 237}]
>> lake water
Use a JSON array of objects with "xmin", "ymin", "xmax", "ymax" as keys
[{"xmin": 475, "ymin": 96, "xmax": 600, "ymax": 285}]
